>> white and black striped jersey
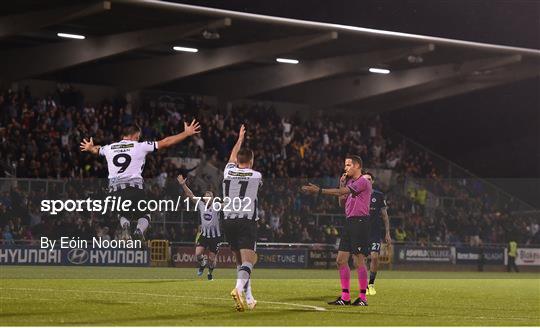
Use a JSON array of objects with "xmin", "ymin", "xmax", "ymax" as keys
[
  {"xmin": 197, "ymin": 200, "xmax": 221, "ymax": 238},
  {"xmin": 222, "ymin": 163, "xmax": 262, "ymax": 220},
  {"xmin": 99, "ymin": 140, "xmax": 158, "ymax": 191}
]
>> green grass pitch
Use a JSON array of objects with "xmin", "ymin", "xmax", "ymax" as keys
[{"xmin": 0, "ymin": 266, "xmax": 539, "ymax": 326}]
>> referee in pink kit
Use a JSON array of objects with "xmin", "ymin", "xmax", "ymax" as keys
[{"xmin": 302, "ymin": 155, "xmax": 372, "ymax": 306}]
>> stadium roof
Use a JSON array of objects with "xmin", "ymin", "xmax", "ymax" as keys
[{"xmin": 2, "ymin": 0, "xmax": 540, "ymax": 113}]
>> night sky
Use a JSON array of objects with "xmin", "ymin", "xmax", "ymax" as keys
[{"xmin": 171, "ymin": 0, "xmax": 540, "ymax": 207}]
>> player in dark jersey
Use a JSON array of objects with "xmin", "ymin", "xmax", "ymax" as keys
[
  {"xmin": 80, "ymin": 120, "xmax": 200, "ymax": 241},
  {"xmin": 177, "ymin": 174, "xmax": 222, "ymax": 281},
  {"xmin": 363, "ymin": 172, "xmax": 391, "ymax": 296},
  {"xmin": 223, "ymin": 125, "xmax": 262, "ymax": 311}
]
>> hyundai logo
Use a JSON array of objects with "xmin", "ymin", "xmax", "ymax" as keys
[{"xmin": 67, "ymin": 248, "xmax": 89, "ymax": 265}]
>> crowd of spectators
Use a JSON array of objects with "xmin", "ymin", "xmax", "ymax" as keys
[{"xmin": 1, "ymin": 85, "xmax": 538, "ymax": 247}]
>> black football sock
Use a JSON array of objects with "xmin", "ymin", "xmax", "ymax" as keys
[
  {"xmin": 369, "ymin": 271, "xmax": 377, "ymax": 285},
  {"xmin": 196, "ymin": 255, "xmax": 205, "ymax": 268}
]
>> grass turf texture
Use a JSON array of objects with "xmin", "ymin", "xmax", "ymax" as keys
[{"xmin": 1, "ymin": 266, "xmax": 538, "ymax": 326}]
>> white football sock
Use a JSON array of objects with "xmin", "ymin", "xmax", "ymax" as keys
[
  {"xmin": 136, "ymin": 217, "xmax": 149, "ymax": 233},
  {"xmin": 244, "ymin": 278, "xmax": 254, "ymax": 302},
  {"xmin": 235, "ymin": 265, "xmax": 242, "ymax": 291},
  {"xmin": 235, "ymin": 262, "xmax": 253, "ymax": 292},
  {"xmin": 119, "ymin": 217, "xmax": 130, "ymax": 228}
]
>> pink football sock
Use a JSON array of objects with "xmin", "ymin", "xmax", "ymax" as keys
[
  {"xmin": 339, "ymin": 265, "xmax": 351, "ymax": 301},
  {"xmin": 358, "ymin": 265, "xmax": 368, "ymax": 301}
]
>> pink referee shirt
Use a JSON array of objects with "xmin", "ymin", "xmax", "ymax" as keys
[{"xmin": 345, "ymin": 176, "xmax": 372, "ymax": 218}]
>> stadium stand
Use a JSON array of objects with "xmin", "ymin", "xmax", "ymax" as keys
[{"xmin": 0, "ymin": 85, "xmax": 538, "ymax": 246}]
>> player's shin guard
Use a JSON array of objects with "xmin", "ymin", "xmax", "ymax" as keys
[
  {"xmin": 358, "ymin": 265, "xmax": 368, "ymax": 301},
  {"xmin": 339, "ymin": 265, "xmax": 351, "ymax": 301},
  {"xmin": 236, "ymin": 262, "xmax": 253, "ymax": 293}
]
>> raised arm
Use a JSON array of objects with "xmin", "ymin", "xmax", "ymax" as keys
[
  {"xmin": 228, "ymin": 124, "xmax": 246, "ymax": 164},
  {"xmin": 177, "ymin": 175, "xmax": 196, "ymax": 200},
  {"xmin": 80, "ymin": 137, "xmax": 101, "ymax": 155},
  {"xmin": 157, "ymin": 119, "xmax": 201, "ymax": 150}
]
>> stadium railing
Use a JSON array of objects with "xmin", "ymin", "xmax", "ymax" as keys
[
  {"xmin": 0, "ymin": 177, "xmax": 68, "ymax": 194},
  {"xmin": 2, "ymin": 177, "xmax": 535, "ymax": 246},
  {"xmin": 390, "ymin": 130, "xmax": 535, "ymax": 212}
]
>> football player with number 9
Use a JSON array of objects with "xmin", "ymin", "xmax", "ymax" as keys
[{"xmin": 80, "ymin": 120, "xmax": 200, "ymax": 242}]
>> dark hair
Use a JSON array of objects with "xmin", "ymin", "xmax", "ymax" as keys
[
  {"xmin": 346, "ymin": 155, "xmax": 363, "ymax": 167},
  {"xmin": 237, "ymin": 149, "xmax": 254, "ymax": 164},
  {"xmin": 364, "ymin": 171, "xmax": 375, "ymax": 181},
  {"xmin": 121, "ymin": 124, "xmax": 141, "ymax": 137}
]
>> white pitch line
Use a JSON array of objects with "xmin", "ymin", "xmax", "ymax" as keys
[
  {"xmin": 1, "ymin": 296, "xmax": 64, "ymax": 302},
  {"xmin": 1, "ymin": 287, "xmax": 327, "ymax": 312}
]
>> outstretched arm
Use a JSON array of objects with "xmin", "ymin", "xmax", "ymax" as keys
[
  {"xmin": 177, "ymin": 175, "xmax": 196, "ymax": 200},
  {"xmin": 157, "ymin": 119, "xmax": 201, "ymax": 150},
  {"xmin": 80, "ymin": 137, "xmax": 101, "ymax": 155},
  {"xmin": 228, "ymin": 124, "xmax": 246, "ymax": 164},
  {"xmin": 301, "ymin": 183, "xmax": 351, "ymax": 197},
  {"xmin": 304, "ymin": 175, "xmax": 369, "ymax": 198}
]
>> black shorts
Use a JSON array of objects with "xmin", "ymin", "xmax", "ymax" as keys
[
  {"xmin": 370, "ymin": 241, "xmax": 382, "ymax": 254},
  {"xmin": 338, "ymin": 217, "xmax": 371, "ymax": 256},
  {"xmin": 370, "ymin": 233, "xmax": 382, "ymax": 254},
  {"xmin": 109, "ymin": 186, "xmax": 150, "ymax": 220},
  {"xmin": 196, "ymin": 235, "xmax": 223, "ymax": 254},
  {"xmin": 223, "ymin": 219, "xmax": 257, "ymax": 251}
]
